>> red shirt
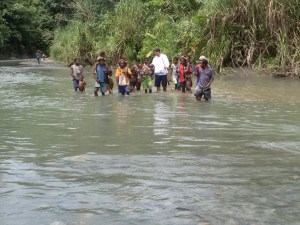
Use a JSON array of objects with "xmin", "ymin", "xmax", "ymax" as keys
[{"xmin": 178, "ymin": 64, "xmax": 193, "ymax": 83}]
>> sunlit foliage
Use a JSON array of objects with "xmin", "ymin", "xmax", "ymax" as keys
[{"xmin": 1, "ymin": 0, "xmax": 299, "ymax": 76}]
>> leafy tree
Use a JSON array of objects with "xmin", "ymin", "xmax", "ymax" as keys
[
  {"xmin": 3, "ymin": 0, "xmax": 297, "ymax": 76},
  {"xmin": 0, "ymin": 0, "xmax": 75, "ymax": 57}
]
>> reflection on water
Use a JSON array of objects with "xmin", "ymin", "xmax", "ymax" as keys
[
  {"xmin": 153, "ymin": 101, "xmax": 170, "ymax": 136},
  {"xmin": 0, "ymin": 60, "xmax": 300, "ymax": 225}
]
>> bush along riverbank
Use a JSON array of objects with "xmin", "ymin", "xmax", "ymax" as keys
[
  {"xmin": 1, "ymin": 0, "xmax": 299, "ymax": 78},
  {"xmin": 48, "ymin": 0, "xmax": 299, "ymax": 78}
]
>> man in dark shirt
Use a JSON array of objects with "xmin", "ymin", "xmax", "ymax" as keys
[{"xmin": 194, "ymin": 59, "xmax": 214, "ymax": 101}]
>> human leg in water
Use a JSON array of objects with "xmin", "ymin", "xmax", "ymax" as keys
[
  {"xmin": 181, "ymin": 81, "xmax": 186, "ymax": 93},
  {"xmin": 194, "ymin": 86, "xmax": 204, "ymax": 101},
  {"xmin": 125, "ymin": 85, "xmax": 130, "ymax": 95},
  {"xmin": 162, "ymin": 75, "xmax": 168, "ymax": 92},
  {"xmin": 73, "ymin": 80, "xmax": 79, "ymax": 92},
  {"xmin": 204, "ymin": 88, "xmax": 211, "ymax": 101},
  {"xmin": 94, "ymin": 87, "xmax": 99, "ymax": 96},
  {"xmin": 136, "ymin": 81, "xmax": 141, "ymax": 91},
  {"xmin": 155, "ymin": 75, "xmax": 161, "ymax": 92}
]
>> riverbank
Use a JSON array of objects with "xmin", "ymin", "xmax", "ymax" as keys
[{"xmin": 221, "ymin": 67, "xmax": 300, "ymax": 79}]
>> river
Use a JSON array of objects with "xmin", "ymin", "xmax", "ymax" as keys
[{"xmin": 0, "ymin": 60, "xmax": 299, "ymax": 225}]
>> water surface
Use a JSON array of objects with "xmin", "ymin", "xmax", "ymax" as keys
[{"xmin": 0, "ymin": 60, "xmax": 299, "ymax": 225}]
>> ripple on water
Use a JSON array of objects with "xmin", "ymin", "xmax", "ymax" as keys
[
  {"xmin": 1, "ymin": 64, "xmax": 300, "ymax": 225},
  {"xmin": 248, "ymin": 141, "xmax": 300, "ymax": 155}
]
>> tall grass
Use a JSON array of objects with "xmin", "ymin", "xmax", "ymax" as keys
[
  {"xmin": 50, "ymin": 0, "xmax": 146, "ymax": 64},
  {"xmin": 50, "ymin": 20, "xmax": 96, "ymax": 64},
  {"xmin": 50, "ymin": 0, "xmax": 300, "ymax": 76},
  {"xmin": 96, "ymin": 0, "xmax": 147, "ymax": 62},
  {"xmin": 198, "ymin": 0, "xmax": 300, "ymax": 76}
]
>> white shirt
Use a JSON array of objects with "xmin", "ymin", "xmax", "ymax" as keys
[
  {"xmin": 71, "ymin": 64, "xmax": 83, "ymax": 79},
  {"xmin": 152, "ymin": 53, "xmax": 170, "ymax": 75}
]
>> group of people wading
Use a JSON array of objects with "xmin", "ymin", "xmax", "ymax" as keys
[{"xmin": 70, "ymin": 48, "xmax": 214, "ymax": 101}]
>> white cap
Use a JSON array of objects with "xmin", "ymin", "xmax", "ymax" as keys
[
  {"xmin": 199, "ymin": 55, "xmax": 206, "ymax": 60},
  {"xmin": 97, "ymin": 56, "xmax": 105, "ymax": 61}
]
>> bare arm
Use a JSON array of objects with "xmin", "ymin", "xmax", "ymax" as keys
[
  {"xmin": 70, "ymin": 67, "xmax": 76, "ymax": 80},
  {"xmin": 93, "ymin": 64, "xmax": 98, "ymax": 81},
  {"xmin": 80, "ymin": 66, "xmax": 83, "ymax": 76},
  {"xmin": 163, "ymin": 54, "xmax": 170, "ymax": 69},
  {"xmin": 115, "ymin": 69, "xmax": 119, "ymax": 84},
  {"xmin": 194, "ymin": 66, "xmax": 200, "ymax": 76},
  {"xmin": 206, "ymin": 70, "xmax": 214, "ymax": 87},
  {"xmin": 207, "ymin": 80, "xmax": 213, "ymax": 87},
  {"xmin": 127, "ymin": 68, "xmax": 132, "ymax": 78}
]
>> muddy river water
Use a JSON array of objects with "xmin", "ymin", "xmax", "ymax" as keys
[{"xmin": 0, "ymin": 60, "xmax": 299, "ymax": 225}]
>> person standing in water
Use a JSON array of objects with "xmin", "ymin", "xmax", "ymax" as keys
[
  {"xmin": 36, "ymin": 50, "xmax": 42, "ymax": 64},
  {"xmin": 95, "ymin": 52, "xmax": 114, "ymax": 94},
  {"xmin": 78, "ymin": 74, "xmax": 87, "ymax": 92},
  {"xmin": 131, "ymin": 59, "xmax": 142, "ymax": 91},
  {"xmin": 194, "ymin": 59, "xmax": 214, "ymax": 101},
  {"xmin": 70, "ymin": 58, "xmax": 83, "ymax": 92},
  {"xmin": 115, "ymin": 59, "xmax": 132, "ymax": 96},
  {"xmin": 185, "ymin": 55, "xmax": 194, "ymax": 93},
  {"xmin": 178, "ymin": 56, "xmax": 193, "ymax": 93},
  {"xmin": 151, "ymin": 48, "xmax": 170, "ymax": 92},
  {"xmin": 138, "ymin": 61, "xmax": 153, "ymax": 94},
  {"xmin": 170, "ymin": 56, "xmax": 179, "ymax": 90},
  {"xmin": 195, "ymin": 55, "xmax": 207, "ymax": 86},
  {"xmin": 93, "ymin": 56, "xmax": 108, "ymax": 96}
]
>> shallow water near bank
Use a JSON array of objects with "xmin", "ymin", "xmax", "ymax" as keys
[{"xmin": 0, "ymin": 60, "xmax": 300, "ymax": 225}]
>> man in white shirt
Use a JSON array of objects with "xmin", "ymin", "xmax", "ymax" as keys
[{"xmin": 151, "ymin": 48, "xmax": 170, "ymax": 92}]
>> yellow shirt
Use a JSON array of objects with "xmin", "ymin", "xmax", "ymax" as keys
[{"xmin": 115, "ymin": 67, "xmax": 132, "ymax": 85}]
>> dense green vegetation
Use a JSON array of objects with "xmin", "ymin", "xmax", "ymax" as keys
[
  {"xmin": 0, "ymin": 0, "xmax": 73, "ymax": 57},
  {"xmin": 1, "ymin": 0, "xmax": 299, "ymax": 76}
]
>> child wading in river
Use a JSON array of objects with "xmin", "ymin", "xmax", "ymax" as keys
[
  {"xmin": 131, "ymin": 59, "xmax": 141, "ymax": 91},
  {"xmin": 36, "ymin": 50, "xmax": 42, "ymax": 64},
  {"xmin": 107, "ymin": 71, "xmax": 114, "ymax": 94},
  {"xmin": 115, "ymin": 59, "xmax": 132, "ymax": 95},
  {"xmin": 139, "ymin": 62, "xmax": 153, "ymax": 94},
  {"xmin": 78, "ymin": 74, "xmax": 87, "ymax": 92},
  {"xmin": 178, "ymin": 56, "xmax": 193, "ymax": 93},
  {"xmin": 130, "ymin": 72, "xmax": 137, "ymax": 92},
  {"xmin": 185, "ymin": 55, "xmax": 194, "ymax": 93},
  {"xmin": 170, "ymin": 56, "xmax": 179, "ymax": 90}
]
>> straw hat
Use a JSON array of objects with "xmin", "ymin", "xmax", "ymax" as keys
[{"xmin": 97, "ymin": 56, "xmax": 105, "ymax": 61}]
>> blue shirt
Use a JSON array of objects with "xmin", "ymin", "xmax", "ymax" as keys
[
  {"xmin": 96, "ymin": 64, "xmax": 106, "ymax": 82},
  {"xmin": 195, "ymin": 64, "xmax": 202, "ymax": 86},
  {"xmin": 196, "ymin": 65, "xmax": 212, "ymax": 86},
  {"xmin": 199, "ymin": 67, "xmax": 214, "ymax": 88}
]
